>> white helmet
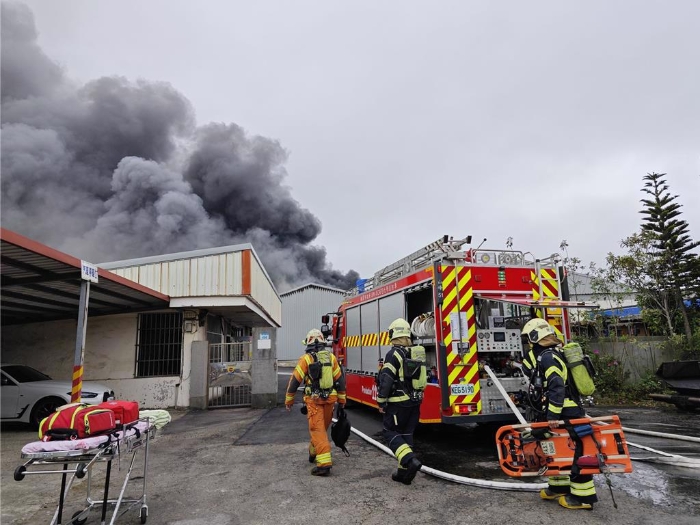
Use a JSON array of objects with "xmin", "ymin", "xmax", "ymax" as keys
[
  {"xmin": 521, "ymin": 318, "xmax": 556, "ymax": 344},
  {"xmin": 303, "ymin": 328, "xmax": 325, "ymax": 346},
  {"xmin": 388, "ymin": 318, "xmax": 411, "ymax": 341}
]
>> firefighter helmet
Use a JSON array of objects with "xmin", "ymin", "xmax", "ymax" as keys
[
  {"xmin": 521, "ymin": 318, "xmax": 555, "ymax": 344},
  {"xmin": 303, "ymin": 328, "xmax": 325, "ymax": 346},
  {"xmin": 388, "ymin": 318, "xmax": 411, "ymax": 341}
]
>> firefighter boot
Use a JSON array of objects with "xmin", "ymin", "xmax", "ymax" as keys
[
  {"xmin": 540, "ymin": 488, "xmax": 561, "ymax": 501},
  {"xmin": 391, "ymin": 467, "xmax": 408, "ymax": 484},
  {"xmin": 558, "ymin": 495, "xmax": 593, "ymax": 510},
  {"xmin": 403, "ymin": 458, "xmax": 422, "ymax": 484},
  {"xmin": 311, "ymin": 466, "xmax": 331, "ymax": 476},
  {"xmin": 308, "ymin": 444, "xmax": 316, "ymax": 464}
]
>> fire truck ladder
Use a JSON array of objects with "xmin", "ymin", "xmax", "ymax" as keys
[{"xmin": 373, "ymin": 235, "xmax": 469, "ymax": 286}]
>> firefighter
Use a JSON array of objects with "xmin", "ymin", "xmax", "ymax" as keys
[
  {"xmin": 521, "ymin": 318, "xmax": 598, "ymax": 510},
  {"xmin": 285, "ymin": 328, "xmax": 346, "ymax": 476},
  {"xmin": 376, "ymin": 318, "xmax": 423, "ymax": 485}
]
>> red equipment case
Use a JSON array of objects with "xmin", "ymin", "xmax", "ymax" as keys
[
  {"xmin": 98, "ymin": 400, "xmax": 140, "ymax": 428},
  {"xmin": 39, "ymin": 403, "xmax": 117, "ymax": 441}
]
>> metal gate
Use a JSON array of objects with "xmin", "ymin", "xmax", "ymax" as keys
[{"xmin": 208, "ymin": 342, "xmax": 252, "ymax": 407}]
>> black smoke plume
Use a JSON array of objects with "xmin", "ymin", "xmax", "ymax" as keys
[{"xmin": 0, "ymin": 2, "xmax": 358, "ymax": 291}]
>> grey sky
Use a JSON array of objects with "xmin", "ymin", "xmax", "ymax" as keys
[{"xmin": 4, "ymin": 0, "xmax": 700, "ymax": 285}]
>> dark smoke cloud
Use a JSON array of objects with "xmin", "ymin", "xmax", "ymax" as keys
[{"xmin": 0, "ymin": 1, "xmax": 358, "ymax": 291}]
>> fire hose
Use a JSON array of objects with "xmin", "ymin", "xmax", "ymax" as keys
[{"xmin": 341, "ymin": 418, "xmax": 547, "ymax": 492}]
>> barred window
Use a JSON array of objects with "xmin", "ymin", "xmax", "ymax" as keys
[{"xmin": 135, "ymin": 312, "xmax": 183, "ymax": 377}]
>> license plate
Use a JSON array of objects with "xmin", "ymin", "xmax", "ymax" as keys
[
  {"xmin": 450, "ymin": 383, "xmax": 475, "ymax": 396},
  {"xmin": 540, "ymin": 441, "xmax": 556, "ymax": 455}
]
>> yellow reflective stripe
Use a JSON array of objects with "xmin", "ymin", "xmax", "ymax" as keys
[
  {"xmin": 337, "ymin": 393, "xmax": 346, "ymax": 402},
  {"xmin": 564, "ymin": 399, "xmax": 579, "ymax": 407},
  {"xmin": 388, "ymin": 393, "xmax": 410, "ymax": 402},
  {"xmin": 396, "ymin": 444, "xmax": 412, "ymax": 462},
  {"xmin": 545, "ymin": 365, "xmax": 564, "ymax": 378},
  {"xmin": 383, "ymin": 363, "xmax": 397, "ymax": 375},
  {"xmin": 570, "ymin": 479, "xmax": 596, "ymax": 496},
  {"xmin": 316, "ymin": 452, "xmax": 332, "ymax": 466},
  {"xmin": 285, "ymin": 393, "xmax": 295, "ymax": 402},
  {"xmin": 548, "ymin": 476, "xmax": 570, "ymax": 487},
  {"xmin": 294, "ymin": 364, "xmax": 305, "ymax": 378},
  {"xmin": 548, "ymin": 404, "xmax": 563, "ymax": 414}
]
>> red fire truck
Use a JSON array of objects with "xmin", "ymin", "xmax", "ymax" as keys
[{"xmin": 321, "ymin": 235, "xmax": 597, "ymax": 424}]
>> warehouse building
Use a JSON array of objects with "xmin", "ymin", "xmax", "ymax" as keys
[{"xmin": 276, "ymin": 283, "xmax": 347, "ymax": 361}]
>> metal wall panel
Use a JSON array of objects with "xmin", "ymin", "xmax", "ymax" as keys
[
  {"xmin": 378, "ymin": 291, "xmax": 406, "ymax": 360},
  {"xmin": 359, "ymin": 302, "xmax": 378, "ymax": 372},
  {"xmin": 276, "ymin": 286, "xmax": 346, "ymax": 360},
  {"xmin": 111, "ymin": 253, "xmax": 244, "ymax": 299},
  {"xmin": 345, "ymin": 306, "xmax": 361, "ymax": 370},
  {"xmin": 250, "ymin": 256, "xmax": 282, "ymax": 325}
]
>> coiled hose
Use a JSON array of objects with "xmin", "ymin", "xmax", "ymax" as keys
[{"xmin": 411, "ymin": 313, "xmax": 435, "ymax": 338}]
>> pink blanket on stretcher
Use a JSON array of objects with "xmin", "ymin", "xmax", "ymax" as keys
[{"xmin": 21, "ymin": 421, "xmax": 151, "ymax": 454}]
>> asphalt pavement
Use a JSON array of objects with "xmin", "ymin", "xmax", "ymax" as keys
[{"xmin": 1, "ymin": 374, "xmax": 699, "ymax": 524}]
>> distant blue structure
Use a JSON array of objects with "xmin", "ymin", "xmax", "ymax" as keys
[{"xmin": 356, "ymin": 278, "xmax": 369, "ymax": 293}]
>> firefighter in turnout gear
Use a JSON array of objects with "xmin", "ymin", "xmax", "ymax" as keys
[
  {"xmin": 285, "ymin": 328, "xmax": 347, "ymax": 476},
  {"xmin": 521, "ymin": 318, "xmax": 598, "ymax": 510},
  {"xmin": 376, "ymin": 318, "xmax": 423, "ymax": 485}
]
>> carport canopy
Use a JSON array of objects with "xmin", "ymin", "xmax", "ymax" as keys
[{"xmin": 1, "ymin": 228, "xmax": 170, "ymax": 326}]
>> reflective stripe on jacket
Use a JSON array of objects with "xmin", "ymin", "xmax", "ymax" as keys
[
  {"xmin": 523, "ymin": 346, "xmax": 579, "ymax": 419},
  {"xmin": 377, "ymin": 345, "xmax": 419, "ymax": 406}
]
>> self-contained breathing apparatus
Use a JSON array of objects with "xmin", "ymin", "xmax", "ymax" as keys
[
  {"xmin": 394, "ymin": 345, "xmax": 427, "ymax": 402},
  {"xmin": 306, "ymin": 343, "xmax": 336, "ymax": 399}
]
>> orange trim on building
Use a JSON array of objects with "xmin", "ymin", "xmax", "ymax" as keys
[{"xmin": 242, "ymin": 250, "xmax": 251, "ymax": 295}]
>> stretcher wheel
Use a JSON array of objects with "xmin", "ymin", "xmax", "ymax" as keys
[
  {"xmin": 76, "ymin": 463, "xmax": 87, "ymax": 479},
  {"xmin": 71, "ymin": 510, "xmax": 87, "ymax": 525},
  {"xmin": 13, "ymin": 465, "xmax": 26, "ymax": 481},
  {"xmin": 140, "ymin": 506, "xmax": 148, "ymax": 523}
]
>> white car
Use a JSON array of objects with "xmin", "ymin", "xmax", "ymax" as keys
[{"xmin": 1, "ymin": 364, "xmax": 115, "ymax": 428}]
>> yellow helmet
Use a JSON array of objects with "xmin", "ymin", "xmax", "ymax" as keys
[
  {"xmin": 388, "ymin": 318, "xmax": 411, "ymax": 341},
  {"xmin": 521, "ymin": 318, "xmax": 555, "ymax": 344},
  {"xmin": 303, "ymin": 328, "xmax": 325, "ymax": 346}
]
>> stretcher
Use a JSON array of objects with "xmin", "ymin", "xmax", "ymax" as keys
[
  {"xmin": 495, "ymin": 415, "xmax": 633, "ymax": 477},
  {"xmin": 14, "ymin": 419, "xmax": 155, "ymax": 525}
]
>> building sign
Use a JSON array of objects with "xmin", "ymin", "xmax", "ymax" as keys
[
  {"xmin": 81, "ymin": 260, "xmax": 99, "ymax": 283},
  {"xmin": 258, "ymin": 331, "xmax": 271, "ymax": 349}
]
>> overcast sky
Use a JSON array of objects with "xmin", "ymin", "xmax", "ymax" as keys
[{"xmin": 4, "ymin": 0, "xmax": 700, "ymax": 285}]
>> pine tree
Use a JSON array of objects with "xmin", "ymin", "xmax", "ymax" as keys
[{"xmin": 639, "ymin": 172, "xmax": 699, "ymax": 341}]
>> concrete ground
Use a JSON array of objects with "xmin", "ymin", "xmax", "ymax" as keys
[{"xmin": 2, "ymin": 405, "xmax": 699, "ymax": 525}]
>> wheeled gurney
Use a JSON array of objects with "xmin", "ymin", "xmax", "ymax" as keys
[{"xmin": 14, "ymin": 419, "xmax": 155, "ymax": 525}]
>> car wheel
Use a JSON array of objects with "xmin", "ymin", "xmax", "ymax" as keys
[{"xmin": 30, "ymin": 396, "xmax": 66, "ymax": 429}]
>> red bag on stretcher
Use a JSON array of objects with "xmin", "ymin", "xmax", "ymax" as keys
[
  {"xmin": 39, "ymin": 403, "xmax": 117, "ymax": 441},
  {"xmin": 98, "ymin": 400, "xmax": 140, "ymax": 428}
]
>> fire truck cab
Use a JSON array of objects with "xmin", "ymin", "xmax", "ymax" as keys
[{"xmin": 322, "ymin": 235, "xmax": 597, "ymax": 424}]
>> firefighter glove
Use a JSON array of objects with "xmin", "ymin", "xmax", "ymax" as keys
[{"xmin": 521, "ymin": 428, "xmax": 554, "ymax": 440}]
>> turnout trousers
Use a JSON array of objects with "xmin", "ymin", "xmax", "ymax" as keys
[
  {"xmin": 547, "ymin": 406, "xmax": 598, "ymax": 504},
  {"xmin": 305, "ymin": 394, "xmax": 337, "ymax": 468},
  {"xmin": 383, "ymin": 403, "xmax": 421, "ymax": 469}
]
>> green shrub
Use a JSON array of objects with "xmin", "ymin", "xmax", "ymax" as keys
[{"xmin": 588, "ymin": 350, "xmax": 629, "ymax": 398}]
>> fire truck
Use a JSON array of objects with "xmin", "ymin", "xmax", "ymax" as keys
[{"xmin": 320, "ymin": 235, "xmax": 598, "ymax": 424}]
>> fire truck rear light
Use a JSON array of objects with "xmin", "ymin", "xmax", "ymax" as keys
[{"xmin": 455, "ymin": 404, "xmax": 477, "ymax": 414}]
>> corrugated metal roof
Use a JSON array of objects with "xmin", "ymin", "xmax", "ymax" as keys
[{"xmin": 1, "ymin": 228, "xmax": 170, "ymax": 325}]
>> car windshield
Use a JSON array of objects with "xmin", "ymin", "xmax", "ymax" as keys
[{"xmin": 1, "ymin": 365, "xmax": 52, "ymax": 382}]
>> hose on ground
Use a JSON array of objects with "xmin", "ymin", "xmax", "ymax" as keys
[{"xmin": 338, "ymin": 418, "xmax": 547, "ymax": 492}]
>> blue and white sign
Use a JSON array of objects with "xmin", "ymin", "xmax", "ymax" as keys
[
  {"xmin": 260, "ymin": 332, "xmax": 270, "ymax": 340},
  {"xmin": 81, "ymin": 261, "xmax": 99, "ymax": 283}
]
